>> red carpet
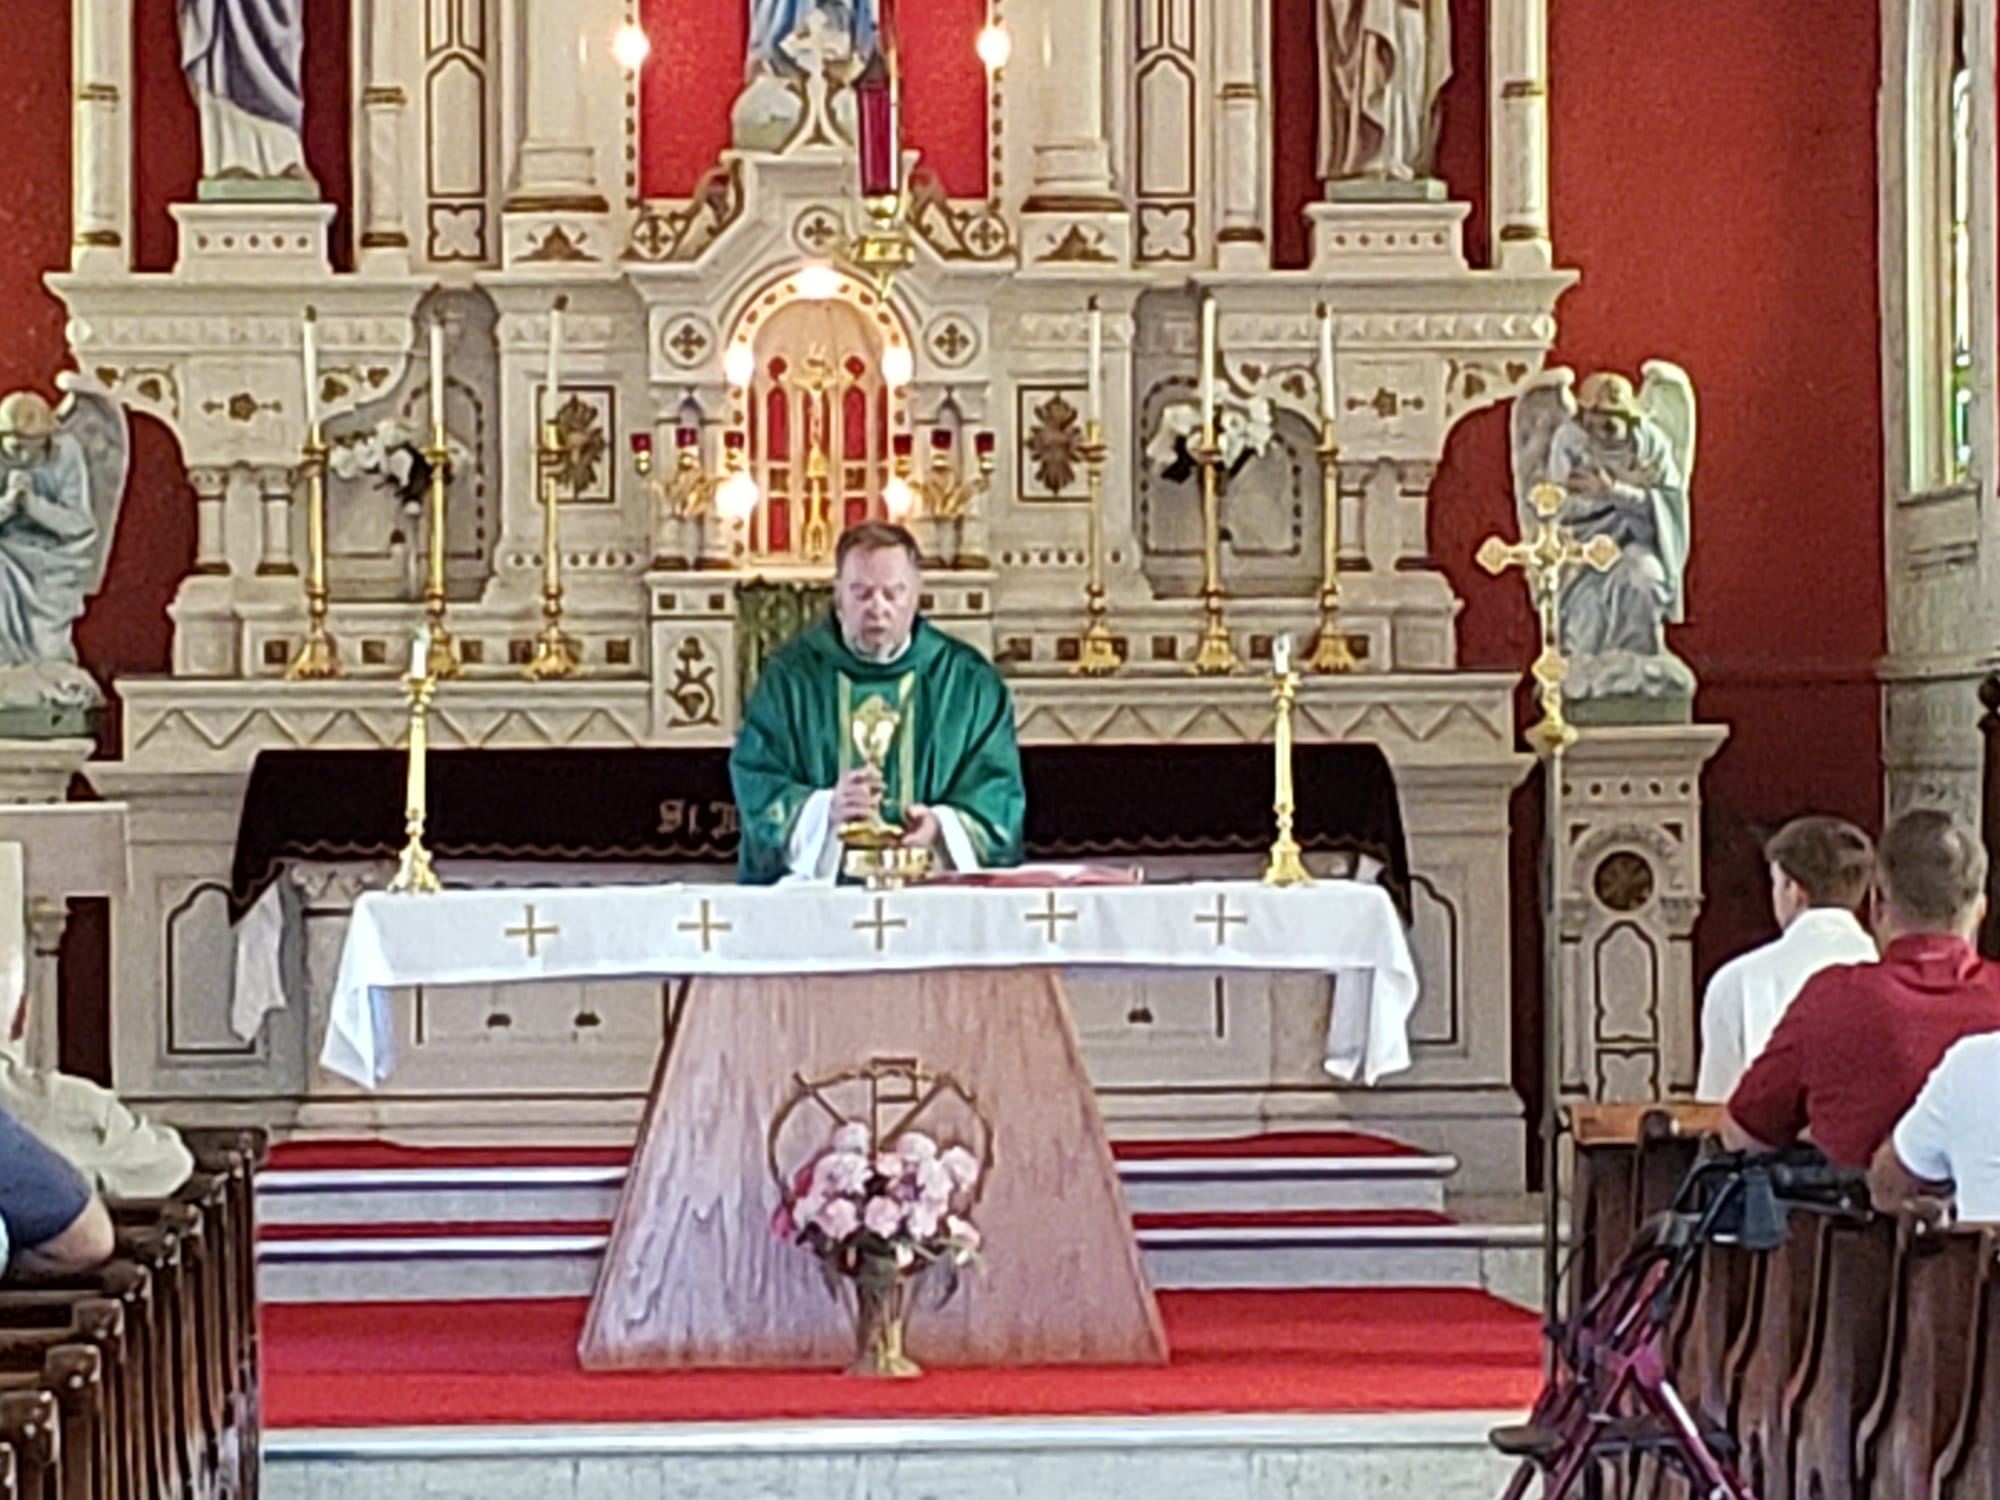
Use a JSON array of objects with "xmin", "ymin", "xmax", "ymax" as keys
[
  {"xmin": 266, "ymin": 1130, "xmax": 1420, "ymax": 1174},
  {"xmin": 262, "ymin": 1289, "xmax": 1541, "ymax": 1428}
]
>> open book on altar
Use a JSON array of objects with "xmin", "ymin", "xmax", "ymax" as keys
[{"xmin": 926, "ymin": 864, "xmax": 1145, "ymax": 888}]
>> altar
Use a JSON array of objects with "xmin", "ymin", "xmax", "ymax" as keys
[{"xmin": 321, "ymin": 877, "xmax": 1418, "ymax": 1368}]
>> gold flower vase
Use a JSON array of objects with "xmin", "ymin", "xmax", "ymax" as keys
[{"xmin": 850, "ymin": 1261, "xmax": 921, "ymax": 1378}]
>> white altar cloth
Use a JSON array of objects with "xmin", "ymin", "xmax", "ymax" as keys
[{"xmin": 321, "ymin": 879, "xmax": 1420, "ymax": 1091}]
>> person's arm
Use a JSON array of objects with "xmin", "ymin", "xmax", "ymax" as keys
[
  {"xmin": 728, "ymin": 669, "xmax": 826, "ymax": 885},
  {"xmin": 912, "ymin": 664, "xmax": 1024, "ymax": 869},
  {"xmin": 1723, "ymin": 979, "xmax": 1824, "ymax": 1153},
  {"xmin": 0, "ymin": 1109, "xmax": 113, "ymax": 1278}
]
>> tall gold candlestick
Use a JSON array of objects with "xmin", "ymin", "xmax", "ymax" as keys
[
  {"xmin": 389, "ymin": 637, "xmax": 443, "ymax": 894},
  {"xmin": 526, "ymin": 415, "xmax": 581, "ymax": 679},
  {"xmin": 285, "ymin": 421, "xmax": 341, "ymax": 679},
  {"xmin": 1305, "ymin": 419, "xmax": 1358, "ymax": 673},
  {"xmin": 420, "ymin": 429, "xmax": 461, "ymax": 679},
  {"xmin": 1075, "ymin": 420, "xmax": 1120, "ymax": 675},
  {"xmin": 1191, "ymin": 430, "xmax": 1238, "ymax": 675},
  {"xmin": 1263, "ymin": 636, "xmax": 1312, "ymax": 886}
]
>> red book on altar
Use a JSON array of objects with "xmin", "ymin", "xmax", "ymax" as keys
[{"xmin": 927, "ymin": 864, "xmax": 1145, "ymax": 888}]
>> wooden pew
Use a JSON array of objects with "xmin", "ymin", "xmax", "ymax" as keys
[
  {"xmin": 1726, "ymin": 1205, "xmax": 1819, "ymax": 1500},
  {"xmin": 1786, "ymin": 1213, "xmax": 1898, "ymax": 1500},
  {"xmin": 0, "ymin": 1346, "xmax": 105, "ymax": 1500},
  {"xmin": 1855, "ymin": 1218, "xmax": 1986, "ymax": 1499},
  {"xmin": 1568, "ymin": 1102, "xmax": 1725, "ymax": 1315},
  {"xmin": 1932, "ymin": 1227, "xmax": 2000, "ymax": 1497},
  {"xmin": 0, "ymin": 1391, "xmax": 58, "ymax": 1500}
]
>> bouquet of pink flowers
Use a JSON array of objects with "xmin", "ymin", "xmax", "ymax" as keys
[{"xmin": 774, "ymin": 1122, "xmax": 984, "ymax": 1303}]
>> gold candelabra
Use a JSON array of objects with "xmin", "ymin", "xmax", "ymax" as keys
[
  {"xmin": 1075, "ymin": 421, "xmax": 1121, "ymax": 675},
  {"xmin": 285, "ymin": 421, "xmax": 341, "ymax": 679},
  {"xmin": 1191, "ymin": 432, "xmax": 1238, "ymax": 675},
  {"xmin": 852, "ymin": 193, "xmax": 915, "ymax": 286},
  {"xmin": 388, "ymin": 650, "xmax": 443, "ymax": 894},
  {"xmin": 525, "ymin": 414, "xmax": 581, "ymax": 679},
  {"xmin": 1263, "ymin": 640, "xmax": 1313, "ymax": 886},
  {"xmin": 1476, "ymin": 482, "xmax": 1620, "ymax": 757},
  {"xmin": 1305, "ymin": 419, "xmax": 1358, "ymax": 674},
  {"xmin": 420, "ymin": 427, "xmax": 461, "ymax": 679}
]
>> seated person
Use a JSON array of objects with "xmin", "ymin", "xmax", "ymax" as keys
[
  {"xmin": 3, "ymin": 988, "xmax": 192, "ymax": 1199},
  {"xmin": 1697, "ymin": 816, "xmax": 1878, "ymax": 1100},
  {"xmin": 730, "ymin": 522, "xmax": 1026, "ymax": 883},
  {"xmin": 1870, "ymin": 1030, "xmax": 2000, "ymax": 1220},
  {"xmin": 1725, "ymin": 808, "xmax": 2000, "ymax": 1168},
  {"xmin": 0, "ymin": 1103, "xmax": 115, "ymax": 1277}
]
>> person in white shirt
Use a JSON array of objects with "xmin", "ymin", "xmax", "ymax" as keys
[
  {"xmin": 1696, "ymin": 816, "xmax": 1878, "ymax": 1100},
  {"xmin": 1871, "ymin": 1032, "xmax": 2000, "ymax": 1221}
]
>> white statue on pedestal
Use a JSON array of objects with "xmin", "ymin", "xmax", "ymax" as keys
[
  {"xmin": 0, "ymin": 387, "xmax": 128, "ymax": 730},
  {"xmin": 1511, "ymin": 365, "xmax": 1699, "ymax": 720},
  {"xmin": 178, "ymin": 0, "xmax": 315, "ymax": 195},
  {"xmin": 1318, "ymin": 0, "xmax": 1452, "ymax": 189}
]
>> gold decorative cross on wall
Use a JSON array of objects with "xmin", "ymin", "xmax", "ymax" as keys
[{"xmin": 504, "ymin": 903, "xmax": 559, "ymax": 958}]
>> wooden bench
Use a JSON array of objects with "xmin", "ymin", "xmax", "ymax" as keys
[{"xmin": 0, "ymin": 1123, "xmax": 265, "ymax": 1500}]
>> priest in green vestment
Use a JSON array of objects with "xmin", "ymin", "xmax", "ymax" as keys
[{"xmin": 730, "ymin": 522, "xmax": 1026, "ymax": 884}]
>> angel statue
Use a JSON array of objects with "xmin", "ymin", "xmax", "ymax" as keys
[
  {"xmin": 0, "ymin": 382, "xmax": 130, "ymax": 731},
  {"xmin": 1510, "ymin": 364, "xmax": 1698, "ymax": 719}
]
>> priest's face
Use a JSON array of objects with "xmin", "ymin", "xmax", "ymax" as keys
[{"xmin": 836, "ymin": 543, "xmax": 922, "ymax": 660}]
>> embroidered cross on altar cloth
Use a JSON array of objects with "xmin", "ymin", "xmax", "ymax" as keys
[{"xmin": 320, "ymin": 878, "xmax": 1418, "ymax": 1092}]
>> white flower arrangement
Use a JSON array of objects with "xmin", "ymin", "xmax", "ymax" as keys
[
  {"xmin": 328, "ymin": 418, "xmax": 473, "ymax": 505},
  {"xmin": 1147, "ymin": 395, "xmax": 1278, "ymax": 483}
]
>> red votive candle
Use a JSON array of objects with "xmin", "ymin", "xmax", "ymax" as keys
[
  {"xmin": 857, "ymin": 77, "xmax": 898, "ymax": 199},
  {"xmin": 930, "ymin": 428, "xmax": 954, "ymax": 451},
  {"xmin": 675, "ymin": 425, "xmax": 698, "ymax": 449},
  {"xmin": 893, "ymin": 432, "xmax": 915, "ymax": 458},
  {"xmin": 973, "ymin": 430, "xmax": 996, "ymax": 457},
  {"xmin": 723, "ymin": 430, "xmax": 746, "ymax": 452},
  {"xmin": 631, "ymin": 431, "xmax": 653, "ymax": 455}
]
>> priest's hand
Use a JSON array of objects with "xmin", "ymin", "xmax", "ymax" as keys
[
  {"xmin": 831, "ymin": 766, "xmax": 884, "ymax": 825},
  {"xmin": 900, "ymin": 804, "xmax": 943, "ymax": 849}
]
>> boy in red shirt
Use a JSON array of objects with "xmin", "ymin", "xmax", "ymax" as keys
[{"xmin": 1725, "ymin": 809, "xmax": 2000, "ymax": 1169}]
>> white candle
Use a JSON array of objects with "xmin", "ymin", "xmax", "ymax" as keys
[
  {"xmin": 428, "ymin": 318, "xmax": 446, "ymax": 435},
  {"xmin": 1273, "ymin": 634, "xmax": 1291, "ymax": 678},
  {"xmin": 408, "ymin": 623, "xmax": 430, "ymax": 679},
  {"xmin": 545, "ymin": 296, "xmax": 566, "ymax": 417},
  {"xmin": 1199, "ymin": 295, "xmax": 1217, "ymax": 434},
  {"xmin": 302, "ymin": 306, "xmax": 320, "ymax": 433},
  {"xmin": 1317, "ymin": 303, "xmax": 1337, "ymax": 425},
  {"xmin": 1086, "ymin": 296, "xmax": 1103, "ymax": 429}
]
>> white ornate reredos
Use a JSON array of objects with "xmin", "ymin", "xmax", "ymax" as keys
[{"xmin": 54, "ymin": 0, "xmax": 1572, "ymax": 736}]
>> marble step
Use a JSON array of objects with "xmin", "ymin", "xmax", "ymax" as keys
[
  {"xmin": 257, "ymin": 1137, "xmax": 1459, "ymax": 1227},
  {"xmin": 255, "ymin": 1211, "xmax": 1545, "ymax": 1304}
]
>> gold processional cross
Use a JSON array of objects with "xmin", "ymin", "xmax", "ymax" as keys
[
  {"xmin": 1475, "ymin": 482, "xmax": 1621, "ymax": 756},
  {"xmin": 504, "ymin": 903, "xmax": 560, "ymax": 957},
  {"xmin": 676, "ymin": 898, "xmax": 733, "ymax": 953}
]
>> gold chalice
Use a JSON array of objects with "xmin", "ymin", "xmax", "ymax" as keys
[{"xmin": 839, "ymin": 697, "xmax": 933, "ymax": 890}]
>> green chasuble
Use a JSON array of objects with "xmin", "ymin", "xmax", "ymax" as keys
[{"xmin": 730, "ymin": 618, "xmax": 1026, "ymax": 884}]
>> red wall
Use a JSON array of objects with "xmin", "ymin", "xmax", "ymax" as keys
[{"xmin": 638, "ymin": 0, "xmax": 989, "ymax": 199}]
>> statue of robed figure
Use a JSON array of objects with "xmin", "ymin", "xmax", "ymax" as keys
[
  {"xmin": 1318, "ymin": 0, "xmax": 1452, "ymax": 188},
  {"xmin": 178, "ymin": 0, "xmax": 315, "ymax": 193}
]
